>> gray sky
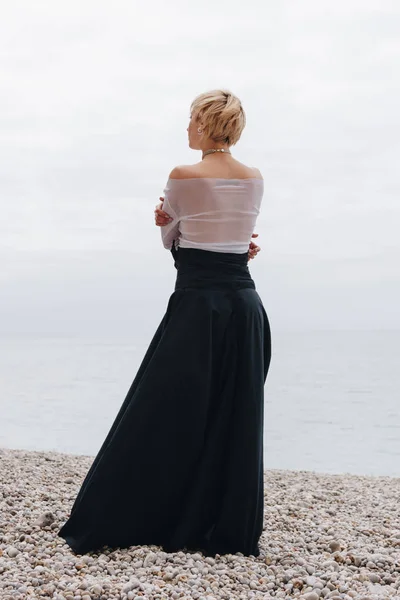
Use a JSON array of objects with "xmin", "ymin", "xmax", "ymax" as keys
[{"xmin": 1, "ymin": 0, "xmax": 399, "ymax": 339}]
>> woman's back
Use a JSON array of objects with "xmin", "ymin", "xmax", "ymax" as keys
[{"xmin": 161, "ymin": 158, "xmax": 264, "ymax": 254}]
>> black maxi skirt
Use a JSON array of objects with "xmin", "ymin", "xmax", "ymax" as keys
[{"xmin": 57, "ymin": 247, "xmax": 272, "ymax": 557}]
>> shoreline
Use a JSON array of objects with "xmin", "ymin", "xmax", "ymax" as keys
[{"xmin": 1, "ymin": 446, "xmax": 400, "ymax": 599}]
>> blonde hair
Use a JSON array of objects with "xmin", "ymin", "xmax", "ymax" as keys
[{"xmin": 190, "ymin": 89, "xmax": 246, "ymax": 146}]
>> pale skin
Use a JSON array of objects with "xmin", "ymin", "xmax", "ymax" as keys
[{"xmin": 155, "ymin": 109, "xmax": 262, "ymax": 261}]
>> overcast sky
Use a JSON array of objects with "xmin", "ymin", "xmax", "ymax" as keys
[{"xmin": 1, "ymin": 0, "xmax": 399, "ymax": 340}]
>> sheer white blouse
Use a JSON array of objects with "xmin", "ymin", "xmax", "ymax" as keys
[{"xmin": 160, "ymin": 177, "xmax": 264, "ymax": 254}]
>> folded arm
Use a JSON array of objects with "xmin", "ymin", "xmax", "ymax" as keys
[
  {"xmin": 160, "ymin": 203, "xmax": 179, "ymax": 249},
  {"xmin": 156, "ymin": 184, "xmax": 180, "ymax": 249},
  {"xmin": 155, "ymin": 199, "xmax": 261, "ymax": 260}
]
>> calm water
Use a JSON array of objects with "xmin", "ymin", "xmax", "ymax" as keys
[{"xmin": 1, "ymin": 331, "xmax": 399, "ymax": 477}]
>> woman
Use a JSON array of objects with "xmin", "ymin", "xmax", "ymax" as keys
[{"xmin": 58, "ymin": 89, "xmax": 272, "ymax": 558}]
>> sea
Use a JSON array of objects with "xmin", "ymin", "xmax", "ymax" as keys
[{"xmin": 1, "ymin": 330, "xmax": 399, "ymax": 478}]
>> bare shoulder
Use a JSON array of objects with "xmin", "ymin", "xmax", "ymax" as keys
[
  {"xmin": 251, "ymin": 167, "xmax": 263, "ymax": 180},
  {"xmin": 168, "ymin": 162, "xmax": 263, "ymax": 180},
  {"xmin": 168, "ymin": 164, "xmax": 201, "ymax": 180}
]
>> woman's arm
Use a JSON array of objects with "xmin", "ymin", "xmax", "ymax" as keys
[
  {"xmin": 157, "ymin": 192, "xmax": 180, "ymax": 250},
  {"xmin": 155, "ymin": 199, "xmax": 261, "ymax": 260},
  {"xmin": 154, "ymin": 197, "xmax": 172, "ymax": 226}
]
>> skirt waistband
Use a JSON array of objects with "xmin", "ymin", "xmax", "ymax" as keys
[{"xmin": 172, "ymin": 247, "xmax": 255, "ymax": 291}]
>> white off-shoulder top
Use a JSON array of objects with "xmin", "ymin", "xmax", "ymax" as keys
[{"xmin": 160, "ymin": 177, "xmax": 264, "ymax": 254}]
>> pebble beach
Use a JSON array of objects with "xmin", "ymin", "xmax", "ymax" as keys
[{"xmin": 0, "ymin": 447, "xmax": 399, "ymax": 600}]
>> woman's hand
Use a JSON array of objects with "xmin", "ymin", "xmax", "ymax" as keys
[
  {"xmin": 248, "ymin": 233, "xmax": 261, "ymax": 261},
  {"xmin": 154, "ymin": 196, "xmax": 173, "ymax": 226}
]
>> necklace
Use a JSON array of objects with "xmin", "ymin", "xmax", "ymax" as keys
[{"xmin": 202, "ymin": 148, "xmax": 231, "ymax": 158}]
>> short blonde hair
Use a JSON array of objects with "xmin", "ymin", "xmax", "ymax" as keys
[{"xmin": 190, "ymin": 89, "xmax": 246, "ymax": 146}]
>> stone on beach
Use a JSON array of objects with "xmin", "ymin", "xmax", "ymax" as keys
[{"xmin": 0, "ymin": 446, "xmax": 400, "ymax": 600}]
